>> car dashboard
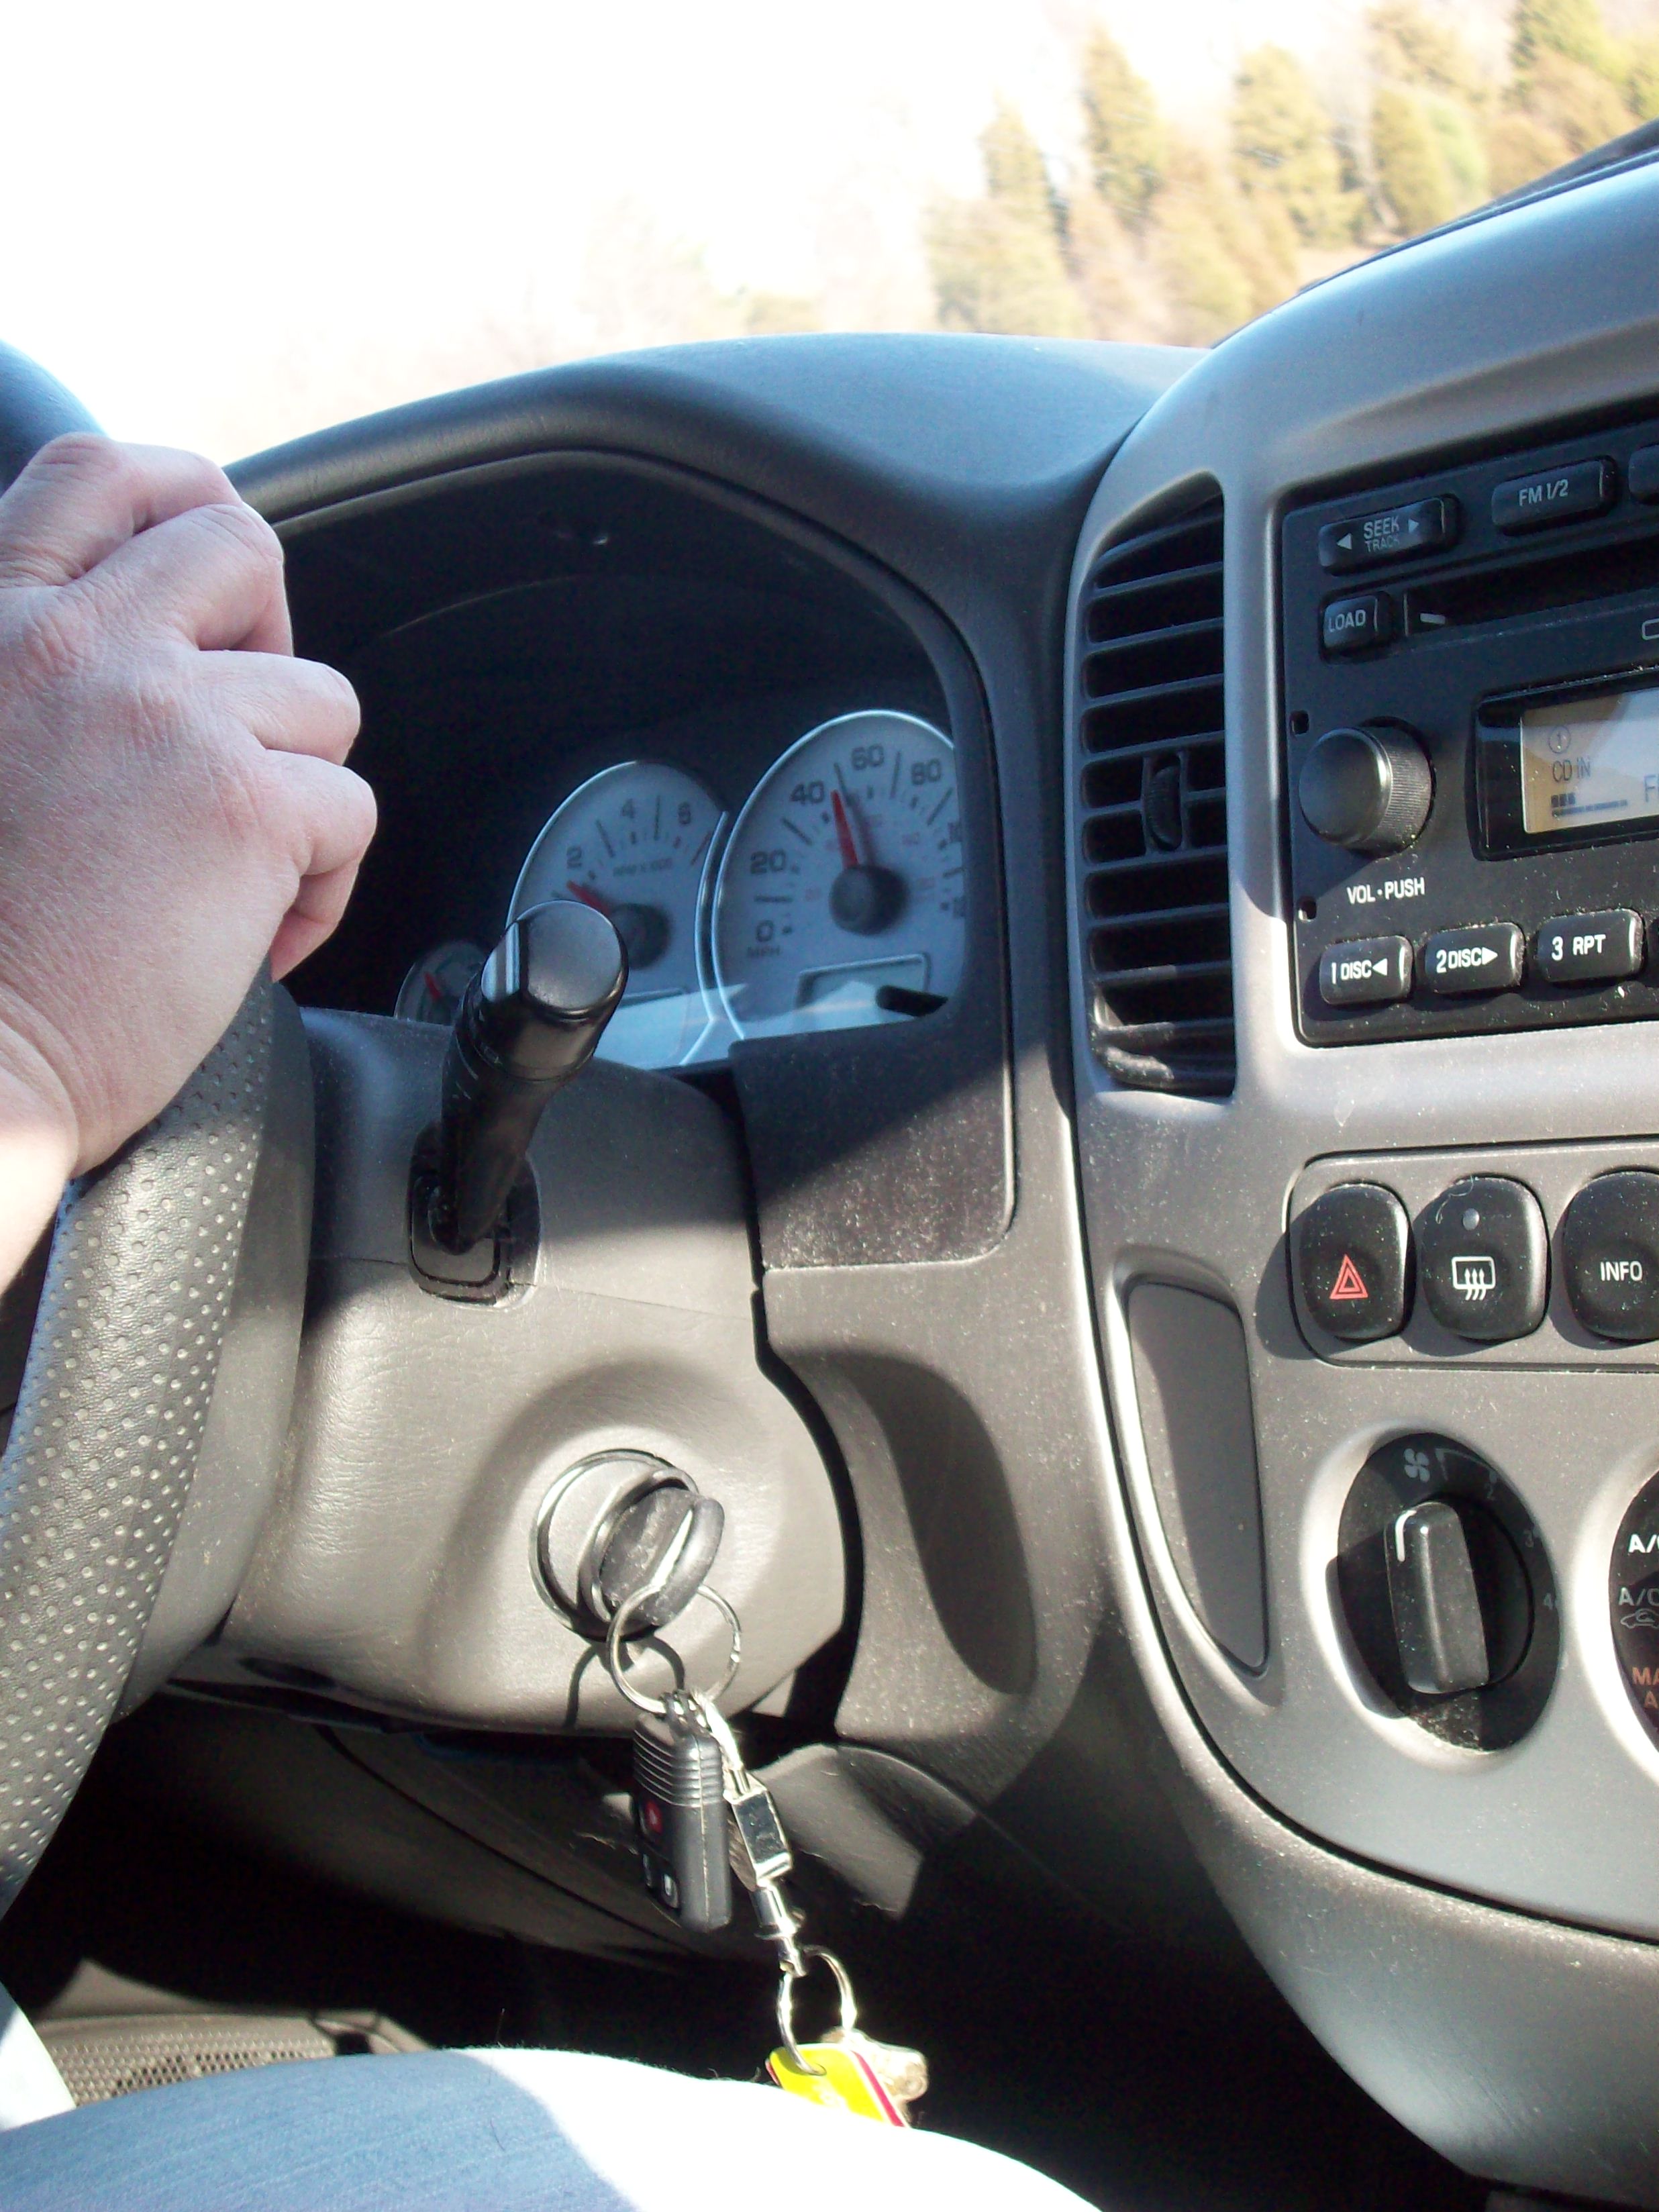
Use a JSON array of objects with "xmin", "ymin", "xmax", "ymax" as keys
[{"xmin": 160, "ymin": 156, "xmax": 1659, "ymax": 2209}]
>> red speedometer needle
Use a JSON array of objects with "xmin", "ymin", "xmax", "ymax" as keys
[
  {"xmin": 566, "ymin": 880, "xmax": 611, "ymax": 914},
  {"xmin": 831, "ymin": 789, "xmax": 860, "ymax": 870}
]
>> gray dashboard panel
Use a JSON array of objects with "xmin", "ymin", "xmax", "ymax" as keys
[
  {"xmin": 213, "ymin": 1012, "xmax": 846, "ymax": 1731},
  {"xmin": 234, "ymin": 334, "xmax": 1198, "ymax": 1803},
  {"xmin": 1068, "ymin": 160, "xmax": 1659, "ymax": 2200}
]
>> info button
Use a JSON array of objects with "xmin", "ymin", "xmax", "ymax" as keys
[
  {"xmin": 1563, "ymin": 1172, "xmax": 1659, "ymax": 1342},
  {"xmin": 1319, "ymin": 935, "xmax": 1412, "ymax": 1007}
]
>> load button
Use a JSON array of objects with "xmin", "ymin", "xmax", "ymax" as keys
[
  {"xmin": 1563, "ymin": 1172, "xmax": 1659, "ymax": 1342},
  {"xmin": 1321, "ymin": 591, "xmax": 1395, "ymax": 656}
]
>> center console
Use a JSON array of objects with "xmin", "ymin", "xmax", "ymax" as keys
[{"xmin": 1065, "ymin": 156, "xmax": 1659, "ymax": 2205}]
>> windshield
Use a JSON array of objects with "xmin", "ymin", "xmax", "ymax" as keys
[{"xmin": 9, "ymin": 0, "xmax": 1656, "ymax": 460}]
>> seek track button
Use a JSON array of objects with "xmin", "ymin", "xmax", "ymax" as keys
[
  {"xmin": 1293, "ymin": 1183, "xmax": 1413, "ymax": 1345},
  {"xmin": 1318, "ymin": 498, "xmax": 1458, "ymax": 573}
]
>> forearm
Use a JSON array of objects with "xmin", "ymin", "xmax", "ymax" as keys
[{"xmin": 0, "ymin": 1105, "xmax": 72, "ymax": 1295}]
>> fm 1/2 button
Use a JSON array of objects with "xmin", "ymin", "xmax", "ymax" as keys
[
  {"xmin": 1562, "ymin": 1172, "xmax": 1659, "ymax": 1341},
  {"xmin": 1293, "ymin": 1183, "xmax": 1412, "ymax": 1344},
  {"xmin": 1417, "ymin": 1176, "xmax": 1548, "ymax": 1342}
]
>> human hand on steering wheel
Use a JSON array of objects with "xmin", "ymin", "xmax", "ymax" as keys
[{"xmin": 0, "ymin": 434, "xmax": 375, "ymax": 1288}]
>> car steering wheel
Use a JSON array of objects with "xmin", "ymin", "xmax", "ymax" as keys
[{"xmin": 0, "ymin": 348, "xmax": 289, "ymax": 1911}]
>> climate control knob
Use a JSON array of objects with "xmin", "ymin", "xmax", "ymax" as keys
[
  {"xmin": 1298, "ymin": 723, "xmax": 1432, "ymax": 854},
  {"xmin": 1335, "ymin": 1434, "xmax": 1557, "ymax": 1750}
]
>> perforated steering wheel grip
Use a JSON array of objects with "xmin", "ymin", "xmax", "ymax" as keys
[{"xmin": 0, "ymin": 979, "xmax": 279, "ymax": 1909}]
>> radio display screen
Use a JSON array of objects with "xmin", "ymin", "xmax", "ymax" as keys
[{"xmin": 1519, "ymin": 686, "xmax": 1659, "ymax": 838}]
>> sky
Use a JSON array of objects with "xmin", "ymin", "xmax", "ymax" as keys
[{"xmin": 0, "ymin": 0, "xmax": 1623, "ymax": 461}]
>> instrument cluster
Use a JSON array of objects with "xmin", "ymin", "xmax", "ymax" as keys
[{"xmin": 395, "ymin": 710, "xmax": 964, "ymax": 1068}]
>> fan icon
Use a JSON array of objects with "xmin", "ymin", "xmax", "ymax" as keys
[{"xmin": 1403, "ymin": 1448, "xmax": 1434, "ymax": 1483}]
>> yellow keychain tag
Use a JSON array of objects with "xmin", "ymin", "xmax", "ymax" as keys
[
  {"xmin": 766, "ymin": 2040, "xmax": 909, "ymax": 2125},
  {"xmin": 768, "ymin": 1946, "xmax": 926, "ymax": 2126}
]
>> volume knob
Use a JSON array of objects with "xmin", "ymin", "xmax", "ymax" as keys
[{"xmin": 1298, "ymin": 723, "xmax": 1432, "ymax": 854}]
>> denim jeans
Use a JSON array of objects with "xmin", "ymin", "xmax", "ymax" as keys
[{"xmin": 0, "ymin": 2046, "xmax": 1093, "ymax": 2210}]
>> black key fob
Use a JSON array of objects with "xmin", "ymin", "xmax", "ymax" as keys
[{"xmin": 632, "ymin": 1698, "xmax": 732, "ymax": 1934}]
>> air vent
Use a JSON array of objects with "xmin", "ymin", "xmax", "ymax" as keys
[{"xmin": 1076, "ymin": 499, "xmax": 1231, "ymax": 1095}]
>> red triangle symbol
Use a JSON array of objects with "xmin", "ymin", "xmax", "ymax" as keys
[{"xmin": 1329, "ymin": 1254, "xmax": 1369, "ymax": 1301}]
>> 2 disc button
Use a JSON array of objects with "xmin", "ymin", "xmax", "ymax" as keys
[
  {"xmin": 1292, "ymin": 1183, "xmax": 1412, "ymax": 1344},
  {"xmin": 1416, "ymin": 1177, "xmax": 1548, "ymax": 1342}
]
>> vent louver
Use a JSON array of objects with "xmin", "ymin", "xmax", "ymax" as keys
[{"xmin": 1076, "ymin": 498, "xmax": 1232, "ymax": 1096}]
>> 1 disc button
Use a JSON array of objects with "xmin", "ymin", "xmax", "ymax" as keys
[
  {"xmin": 1417, "ymin": 1176, "xmax": 1548, "ymax": 1343},
  {"xmin": 1562, "ymin": 1172, "xmax": 1659, "ymax": 1342},
  {"xmin": 1292, "ymin": 1183, "xmax": 1413, "ymax": 1344},
  {"xmin": 1319, "ymin": 935, "xmax": 1412, "ymax": 1007}
]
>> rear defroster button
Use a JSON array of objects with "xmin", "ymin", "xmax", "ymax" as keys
[
  {"xmin": 1417, "ymin": 1176, "xmax": 1548, "ymax": 1343},
  {"xmin": 1563, "ymin": 1172, "xmax": 1659, "ymax": 1342}
]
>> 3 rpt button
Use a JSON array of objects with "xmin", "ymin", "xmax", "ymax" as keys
[
  {"xmin": 1293, "ymin": 1183, "xmax": 1412, "ymax": 1344},
  {"xmin": 1534, "ymin": 909, "xmax": 1643, "ymax": 986},
  {"xmin": 1417, "ymin": 1177, "xmax": 1548, "ymax": 1342},
  {"xmin": 1562, "ymin": 1173, "xmax": 1659, "ymax": 1342}
]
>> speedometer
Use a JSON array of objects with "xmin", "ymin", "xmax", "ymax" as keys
[
  {"xmin": 512, "ymin": 761, "xmax": 725, "ymax": 1068},
  {"xmin": 711, "ymin": 711, "xmax": 963, "ymax": 1039}
]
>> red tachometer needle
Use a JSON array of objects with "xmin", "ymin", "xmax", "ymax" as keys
[
  {"xmin": 566, "ymin": 880, "xmax": 611, "ymax": 914},
  {"xmin": 830, "ymin": 789, "xmax": 860, "ymax": 870}
]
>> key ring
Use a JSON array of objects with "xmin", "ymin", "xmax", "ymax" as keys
[
  {"xmin": 776, "ymin": 1947, "xmax": 858, "ymax": 2076},
  {"xmin": 604, "ymin": 1581, "xmax": 742, "ymax": 1715}
]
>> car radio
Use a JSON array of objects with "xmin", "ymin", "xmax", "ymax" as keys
[{"xmin": 1282, "ymin": 414, "xmax": 1659, "ymax": 1044}]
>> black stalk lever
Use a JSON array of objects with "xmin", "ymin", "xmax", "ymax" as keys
[{"xmin": 432, "ymin": 900, "xmax": 626, "ymax": 1253}]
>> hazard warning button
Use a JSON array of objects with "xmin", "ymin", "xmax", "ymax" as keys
[{"xmin": 1291, "ymin": 1182, "xmax": 1413, "ymax": 1344}]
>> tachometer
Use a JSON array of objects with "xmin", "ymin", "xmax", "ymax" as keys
[
  {"xmin": 711, "ymin": 711, "xmax": 963, "ymax": 1039},
  {"xmin": 511, "ymin": 761, "xmax": 725, "ymax": 1068}
]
